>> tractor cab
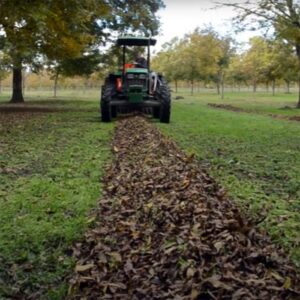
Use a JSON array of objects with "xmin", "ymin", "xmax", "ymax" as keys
[
  {"xmin": 101, "ymin": 36, "xmax": 171, "ymax": 123},
  {"xmin": 116, "ymin": 36, "xmax": 156, "ymax": 102}
]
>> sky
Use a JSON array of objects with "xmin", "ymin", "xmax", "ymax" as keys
[{"xmin": 155, "ymin": 0, "xmax": 258, "ymax": 50}]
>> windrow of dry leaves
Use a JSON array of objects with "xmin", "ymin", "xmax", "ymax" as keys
[{"xmin": 68, "ymin": 116, "xmax": 300, "ymax": 299}]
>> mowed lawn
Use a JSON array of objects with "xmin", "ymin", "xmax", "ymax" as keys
[
  {"xmin": 0, "ymin": 89, "xmax": 300, "ymax": 298},
  {"xmin": 159, "ymin": 90, "xmax": 300, "ymax": 267},
  {"xmin": 0, "ymin": 93, "xmax": 113, "ymax": 298},
  {"xmin": 173, "ymin": 88, "xmax": 300, "ymax": 116}
]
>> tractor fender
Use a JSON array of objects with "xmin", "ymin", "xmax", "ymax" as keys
[{"xmin": 150, "ymin": 72, "xmax": 161, "ymax": 93}]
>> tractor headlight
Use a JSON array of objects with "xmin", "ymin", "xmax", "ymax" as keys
[{"xmin": 139, "ymin": 74, "xmax": 147, "ymax": 80}]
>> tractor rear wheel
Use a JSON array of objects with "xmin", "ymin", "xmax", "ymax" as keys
[
  {"xmin": 156, "ymin": 80, "xmax": 171, "ymax": 123},
  {"xmin": 101, "ymin": 84, "xmax": 115, "ymax": 122},
  {"xmin": 111, "ymin": 106, "xmax": 117, "ymax": 118},
  {"xmin": 152, "ymin": 107, "xmax": 160, "ymax": 118}
]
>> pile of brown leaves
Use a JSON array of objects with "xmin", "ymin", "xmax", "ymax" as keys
[{"xmin": 68, "ymin": 116, "xmax": 300, "ymax": 299}]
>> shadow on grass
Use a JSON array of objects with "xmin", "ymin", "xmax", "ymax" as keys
[{"xmin": 0, "ymin": 104, "xmax": 98, "ymax": 114}]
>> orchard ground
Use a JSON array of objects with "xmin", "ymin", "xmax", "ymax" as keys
[{"xmin": 0, "ymin": 88, "xmax": 299, "ymax": 298}]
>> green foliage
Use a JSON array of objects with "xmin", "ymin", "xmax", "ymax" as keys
[
  {"xmin": 152, "ymin": 37, "xmax": 184, "ymax": 83},
  {"xmin": 153, "ymin": 28, "xmax": 235, "ymax": 95},
  {"xmin": 57, "ymin": 51, "xmax": 102, "ymax": 78},
  {"xmin": 0, "ymin": 0, "xmax": 164, "ymax": 101},
  {"xmin": 0, "ymin": 97, "xmax": 113, "ymax": 298},
  {"xmin": 226, "ymin": 54, "xmax": 250, "ymax": 86},
  {"xmin": 220, "ymin": 0, "xmax": 300, "ymax": 105},
  {"xmin": 222, "ymin": 0, "xmax": 300, "ymax": 45},
  {"xmin": 105, "ymin": 0, "xmax": 164, "ymax": 36},
  {"xmin": 158, "ymin": 90, "xmax": 300, "ymax": 266},
  {"xmin": 155, "ymin": 31, "xmax": 298, "ymax": 97}
]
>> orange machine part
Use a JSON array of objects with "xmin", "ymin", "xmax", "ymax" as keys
[
  {"xmin": 116, "ymin": 77, "xmax": 122, "ymax": 92},
  {"xmin": 124, "ymin": 63, "xmax": 134, "ymax": 70},
  {"xmin": 116, "ymin": 64, "xmax": 134, "ymax": 91}
]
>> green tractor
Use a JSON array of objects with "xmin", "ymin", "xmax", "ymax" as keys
[{"xmin": 100, "ymin": 36, "xmax": 171, "ymax": 123}]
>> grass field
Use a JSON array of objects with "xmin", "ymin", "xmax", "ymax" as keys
[
  {"xmin": 0, "ymin": 88, "xmax": 300, "ymax": 298},
  {"xmin": 0, "ymin": 93, "xmax": 112, "ymax": 298},
  {"xmin": 173, "ymin": 88, "xmax": 300, "ymax": 116}
]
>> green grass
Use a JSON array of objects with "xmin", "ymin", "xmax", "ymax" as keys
[
  {"xmin": 1, "ymin": 88, "xmax": 300, "ymax": 298},
  {"xmin": 159, "ymin": 90, "xmax": 300, "ymax": 267},
  {"xmin": 0, "ymin": 94, "xmax": 113, "ymax": 298},
  {"xmin": 172, "ymin": 89, "xmax": 300, "ymax": 116}
]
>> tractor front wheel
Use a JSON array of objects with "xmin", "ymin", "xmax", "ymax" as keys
[
  {"xmin": 101, "ymin": 84, "xmax": 115, "ymax": 122},
  {"xmin": 156, "ymin": 82, "xmax": 171, "ymax": 123}
]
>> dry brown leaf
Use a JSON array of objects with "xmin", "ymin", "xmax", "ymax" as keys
[
  {"xmin": 113, "ymin": 146, "xmax": 119, "ymax": 153},
  {"xmin": 214, "ymin": 241, "xmax": 224, "ymax": 252},
  {"xmin": 283, "ymin": 277, "xmax": 292, "ymax": 289},
  {"xmin": 75, "ymin": 264, "xmax": 94, "ymax": 273},
  {"xmin": 67, "ymin": 116, "xmax": 300, "ymax": 299},
  {"xmin": 204, "ymin": 275, "xmax": 232, "ymax": 291},
  {"xmin": 109, "ymin": 252, "xmax": 122, "ymax": 262},
  {"xmin": 186, "ymin": 267, "xmax": 195, "ymax": 278},
  {"xmin": 191, "ymin": 288, "xmax": 199, "ymax": 299}
]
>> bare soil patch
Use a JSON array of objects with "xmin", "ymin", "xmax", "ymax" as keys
[
  {"xmin": 208, "ymin": 103, "xmax": 247, "ymax": 113},
  {"xmin": 287, "ymin": 116, "xmax": 300, "ymax": 122},
  {"xmin": 208, "ymin": 103, "xmax": 300, "ymax": 123},
  {"xmin": 68, "ymin": 116, "xmax": 300, "ymax": 299}
]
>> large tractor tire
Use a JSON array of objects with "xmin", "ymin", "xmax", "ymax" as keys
[
  {"xmin": 111, "ymin": 106, "xmax": 117, "ymax": 118},
  {"xmin": 156, "ymin": 79, "xmax": 171, "ymax": 123},
  {"xmin": 101, "ymin": 83, "xmax": 116, "ymax": 122},
  {"xmin": 152, "ymin": 107, "xmax": 160, "ymax": 118}
]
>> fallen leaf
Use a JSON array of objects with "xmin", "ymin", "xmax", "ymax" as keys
[
  {"xmin": 186, "ymin": 267, "xmax": 195, "ymax": 278},
  {"xmin": 283, "ymin": 277, "xmax": 291, "ymax": 289},
  {"xmin": 109, "ymin": 252, "xmax": 122, "ymax": 262},
  {"xmin": 214, "ymin": 241, "xmax": 224, "ymax": 252},
  {"xmin": 75, "ymin": 264, "xmax": 94, "ymax": 272},
  {"xmin": 191, "ymin": 288, "xmax": 199, "ymax": 299}
]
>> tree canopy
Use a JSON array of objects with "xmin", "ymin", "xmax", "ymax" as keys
[
  {"xmin": 153, "ymin": 28, "xmax": 234, "ymax": 96},
  {"xmin": 0, "ymin": 0, "xmax": 164, "ymax": 102},
  {"xmin": 218, "ymin": 0, "xmax": 300, "ymax": 106}
]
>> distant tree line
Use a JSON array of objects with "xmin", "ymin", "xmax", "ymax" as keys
[{"xmin": 152, "ymin": 30, "xmax": 298, "ymax": 99}]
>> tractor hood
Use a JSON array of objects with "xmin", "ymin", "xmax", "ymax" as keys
[{"xmin": 125, "ymin": 68, "xmax": 148, "ymax": 74}]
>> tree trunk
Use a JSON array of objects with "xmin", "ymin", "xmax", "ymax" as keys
[
  {"xmin": 53, "ymin": 73, "xmax": 58, "ymax": 98},
  {"xmin": 296, "ymin": 45, "xmax": 300, "ymax": 108},
  {"xmin": 266, "ymin": 82, "xmax": 269, "ymax": 92},
  {"xmin": 272, "ymin": 80, "xmax": 275, "ymax": 96},
  {"xmin": 0, "ymin": 78, "xmax": 2, "ymax": 94},
  {"xmin": 298, "ymin": 73, "xmax": 300, "ymax": 108},
  {"xmin": 253, "ymin": 80, "xmax": 257, "ymax": 93},
  {"xmin": 221, "ymin": 71, "xmax": 225, "ymax": 100},
  {"xmin": 22, "ymin": 70, "xmax": 26, "ymax": 97},
  {"xmin": 175, "ymin": 80, "xmax": 178, "ymax": 93},
  {"xmin": 84, "ymin": 77, "xmax": 88, "ymax": 94},
  {"xmin": 191, "ymin": 80, "xmax": 194, "ymax": 95},
  {"xmin": 216, "ymin": 82, "xmax": 220, "ymax": 95},
  {"xmin": 10, "ymin": 67, "xmax": 24, "ymax": 103},
  {"xmin": 285, "ymin": 81, "xmax": 290, "ymax": 94}
]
